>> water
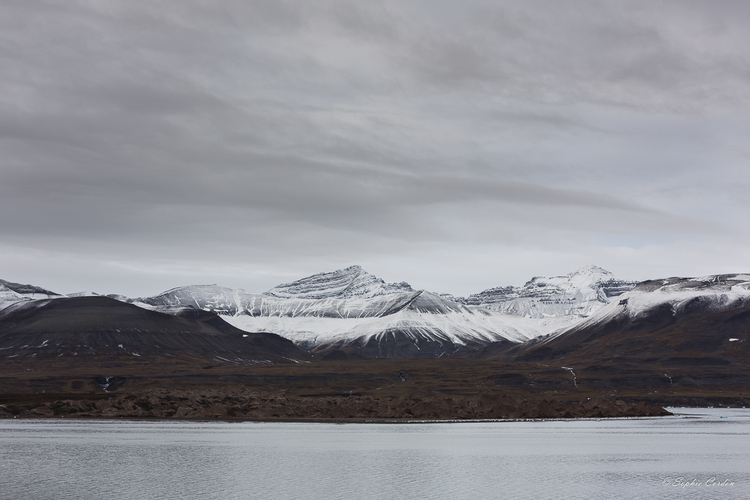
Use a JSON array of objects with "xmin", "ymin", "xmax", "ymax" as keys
[{"xmin": 1, "ymin": 408, "xmax": 749, "ymax": 500}]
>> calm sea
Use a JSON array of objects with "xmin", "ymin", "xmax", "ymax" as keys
[{"xmin": 1, "ymin": 408, "xmax": 748, "ymax": 500}]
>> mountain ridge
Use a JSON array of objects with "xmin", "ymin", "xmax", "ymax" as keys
[
  {"xmin": 455, "ymin": 265, "xmax": 638, "ymax": 318},
  {"xmin": 4, "ymin": 266, "xmax": 748, "ymax": 360},
  {"xmin": 2, "ymin": 268, "xmax": 749, "ymax": 412},
  {"xmin": 264, "ymin": 265, "xmax": 413, "ymax": 300}
]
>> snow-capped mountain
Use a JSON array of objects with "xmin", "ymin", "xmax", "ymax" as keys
[
  {"xmin": 0, "ymin": 279, "xmax": 60, "ymax": 312},
  {"xmin": 265, "ymin": 265, "xmax": 413, "ymax": 299},
  {"xmin": 130, "ymin": 266, "xmax": 601, "ymax": 357},
  {"xmin": 221, "ymin": 290, "xmax": 574, "ymax": 357},
  {"xmin": 458, "ymin": 265, "xmax": 637, "ymax": 319},
  {"xmin": 619, "ymin": 273, "xmax": 750, "ymax": 315},
  {"xmin": 515, "ymin": 273, "xmax": 750, "ymax": 363},
  {"xmin": 3, "ymin": 267, "xmax": 748, "ymax": 360},
  {"xmin": 133, "ymin": 266, "xmax": 413, "ymax": 317},
  {"xmin": 566, "ymin": 272, "xmax": 750, "ymax": 335}
]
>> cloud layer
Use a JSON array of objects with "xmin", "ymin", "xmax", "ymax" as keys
[{"xmin": 1, "ymin": 0, "xmax": 749, "ymax": 296}]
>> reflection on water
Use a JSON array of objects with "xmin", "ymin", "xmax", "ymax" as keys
[{"xmin": 1, "ymin": 408, "xmax": 749, "ymax": 500}]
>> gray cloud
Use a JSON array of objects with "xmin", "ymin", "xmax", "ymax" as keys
[{"xmin": 0, "ymin": 0, "xmax": 749, "ymax": 296}]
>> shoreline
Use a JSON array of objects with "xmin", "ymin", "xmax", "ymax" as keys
[
  {"xmin": 7, "ymin": 405, "xmax": 735, "ymax": 423},
  {"xmin": 0, "ymin": 389, "xmax": 672, "ymax": 421},
  {"xmin": 1, "ymin": 415, "xmax": 679, "ymax": 424}
]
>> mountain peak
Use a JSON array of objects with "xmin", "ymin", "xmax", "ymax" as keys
[
  {"xmin": 264, "ymin": 266, "xmax": 413, "ymax": 300},
  {"xmin": 521, "ymin": 266, "xmax": 617, "ymax": 289},
  {"xmin": 571, "ymin": 265, "xmax": 613, "ymax": 278},
  {"xmin": 464, "ymin": 266, "xmax": 637, "ymax": 319}
]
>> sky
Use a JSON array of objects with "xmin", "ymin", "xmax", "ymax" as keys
[{"xmin": 1, "ymin": 0, "xmax": 749, "ymax": 297}]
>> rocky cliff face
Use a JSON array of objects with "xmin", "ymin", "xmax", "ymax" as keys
[
  {"xmin": 458, "ymin": 265, "xmax": 637, "ymax": 319},
  {"xmin": 265, "ymin": 265, "xmax": 413, "ymax": 300}
]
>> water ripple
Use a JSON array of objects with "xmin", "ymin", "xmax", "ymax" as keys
[{"xmin": 1, "ymin": 411, "xmax": 750, "ymax": 500}]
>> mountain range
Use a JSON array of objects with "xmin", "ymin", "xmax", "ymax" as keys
[
  {"xmin": 121, "ymin": 264, "xmax": 638, "ymax": 357},
  {"xmin": 3, "ymin": 265, "xmax": 750, "ymax": 410},
  {"xmin": 3, "ymin": 265, "xmax": 748, "ymax": 362}
]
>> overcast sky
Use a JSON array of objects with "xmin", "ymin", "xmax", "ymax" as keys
[{"xmin": 1, "ymin": 0, "xmax": 749, "ymax": 297}]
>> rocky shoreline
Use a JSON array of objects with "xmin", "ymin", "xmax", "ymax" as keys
[{"xmin": 0, "ymin": 390, "xmax": 671, "ymax": 420}]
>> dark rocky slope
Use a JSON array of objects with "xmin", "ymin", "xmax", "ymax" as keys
[
  {"xmin": 0, "ymin": 296, "xmax": 309, "ymax": 364},
  {"xmin": 514, "ymin": 296, "xmax": 750, "ymax": 365}
]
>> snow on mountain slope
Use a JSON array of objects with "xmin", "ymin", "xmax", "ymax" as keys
[
  {"xmin": 460, "ymin": 265, "xmax": 637, "ymax": 319},
  {"xmin": 134, "ymin": 284, "xmax": 254, "ymax": 316},
  {"xmin": 220, "ymin": 289, "xmax": 578, "ymax": 349},
  {"xmin": 540, "ymin": 272, "xmax": 750, "ymax": 344},
  {"xmin": 135, "ymin": 267, "xmax": 474, "ymax": 320},
  {"xmin": 221, "ymin": 305, "xmax": 576, "ymax": 352},
  {"xmin": 132, "ymin": 267, "xmax": 588, "ymax": 356},
  {"xmin": 135, "ymin": 285, "xmax": 421, "ymax": 319},
  {"xmin": 620, "ymin": 273, "xmax": 750, "ymax": 315},
  {"xmin": 0, "ymin": 265, "xmax": 640, "ymax": 358},
  {"xmin": 265, "ymin": 265, "xmax": 413, "ymax": 299},
  {"xmin": 0, "ymin": 279, "xmax": 60, "ymax": 312}
]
